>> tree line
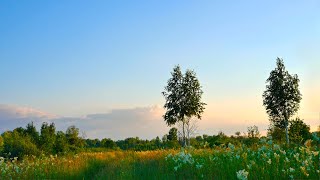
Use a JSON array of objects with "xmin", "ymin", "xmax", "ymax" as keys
[
  {"xmin": 0, "ymin": 122, "xmax": 84, "ymax": 158},
  {"xmin": 1, "ymin": 120, "xmax": 319, "ymax": 159}
]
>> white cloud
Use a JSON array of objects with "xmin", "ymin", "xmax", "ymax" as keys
[
  {"xmin": 0, "ymin": 104, "xmax": 57, "ymax": 132},
  {"xmin": 0, "ymin": 104, "xmax": 169, "ymax": 140},
  {"xmin": 1, "ymin": 104, "xmax": 317, "ymax": 140}
]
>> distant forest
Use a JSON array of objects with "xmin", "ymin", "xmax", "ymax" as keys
[{"xmin": 0, "ymin": 120, "xmax": 319, "ymax": 159}]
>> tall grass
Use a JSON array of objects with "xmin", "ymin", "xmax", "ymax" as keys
[{"xmin": 0, "ymin": 140, "xmax": 319, "ymax": 179}]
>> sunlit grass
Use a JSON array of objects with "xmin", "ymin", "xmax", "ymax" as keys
[{"xmin": 0, "ymin": 141, "xmax": 319, "ymax": 179}]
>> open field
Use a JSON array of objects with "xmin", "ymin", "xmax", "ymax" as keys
[{"xmin": 1, "ymin": 141, "xmax": 319, "ymax": 180}]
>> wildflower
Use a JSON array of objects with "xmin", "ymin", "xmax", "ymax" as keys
[
  {"xmin": 285, "ymin": 157, "xmax": 290, "ymax": 163},
  {"xmin": 274, "ymin": 153, "xmax": 280, "ymax": 159},
  {"xmin": 289, "ymin": 167, "xmax": 295, "ymax": 173},
  {"xmin": 262, "ymin": 153, "xmax": 267, "ymax": 158},
  {"xmin": 280, "ymin": 150, "xmax": 286, "ymax": 155},
  {"xmin": 267, "ymin": 159, "xmax": 271, "ymax": 164},
  {"xmin": 300, "ymin": 166, "xmax": 309, "ymax": 177},
  {"xmin": 237, "ymin": 169, "xmax": 249, "ymax": 180},
  {"xmin": 312, "ymin": 151, "xmax": 319, "ymax": 156},
  {"xmin": 236, "ymin": 169, "xmax": 249, "ymax": 180},
  {"xmin": 302, "ymin": 160, "xmax": 309, "ymax": 167},
  {"xmin": 0, "ymin": 157, "xmax": 4, "ymax": 164}
]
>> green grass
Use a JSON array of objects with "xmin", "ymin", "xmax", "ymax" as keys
[{"xmin": 0, "ymin": 141, "xmax": 319, "ymax": 180}]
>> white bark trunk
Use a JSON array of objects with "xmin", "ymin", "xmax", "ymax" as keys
[{"xmin": 285, "ymin": 121, "xmax": 289, "ymax": 145}]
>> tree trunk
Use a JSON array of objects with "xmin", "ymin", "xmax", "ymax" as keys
[
  {"xmin": 182, "ymin": 120, "xmax": 186, "ymax": 147},
  {"xmin": 187, "ymin": 121, "xmax": 190, "ymax": 146},
  {"xmin": 285, "ymin": 120, "xmax": 289, "ymax": 145}
]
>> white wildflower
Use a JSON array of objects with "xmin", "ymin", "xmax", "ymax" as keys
[
  {"xmin": 285, "ymin": 157, "xmax": 290, "ymax": 163},
  {"xmin": 267, "ymin": 159, "xmax": 271, "ymax": 164},
  {"xmin": 289, "ymin": 167, "xmax": 295, "ymax": 173},
  {"xmin": 236, "ymin": 169, "xmax": 249, "ymax": 180}
]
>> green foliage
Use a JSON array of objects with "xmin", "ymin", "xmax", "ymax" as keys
[
  {"xmin": 0, "ymin": 136, "xmax": 3, "ymax": 152},
  {"xmin": 154, "ymin": 136, "xmax": 161, "ymax": 148},
  {"xmin": 167, "ymin": 128, "xmax": 178, "ymax": 141},
  {"xmin": 101, "ymin": 138, "xmax": 117, "ymax": 149},
  {"xmin": 163, "ymin": 65, "xmax": 184, "ymax": 126},
  {"xmin": 0, "ymin": 122, "xmax": 88, "ymax": 159},
  {"xmin": 66, "ymin": 125, "xmax": 84, "ymax": 151},
  {"xmin": 86, "ymin": 139, "xmax": 101, "ymax": 148},
  {"xmin": 54, "ymin": 131, "xmax": 69, "ymax": 154},
  {"xmin": 1, "ymin": 130, "xmax": 40, "ymax": 158},
  {"xmin": 268, "ymin": 125, "xmax": 286, "ymax": 143},
  {"xmin": 25, "ymin": 122, "xmax": 40, "ymax": 145},
  {"xmin": 289, "ymin": 118, "xmax": 311, "ymax": 144},
  {"xmin": 163, "ymin": 65, "xmax": 206, "ymax": 146},
  {"xmin": 40, "ymin": 122, "xmax": 56, "ymax": 154},
  {"xmin": 263, "ymin": 58, "xmax": 302, "ymax": 144}
]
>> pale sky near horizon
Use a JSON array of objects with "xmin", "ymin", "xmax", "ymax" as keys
[{"xmin": 0, "ymin": 1, "xmax": 319, "ymax": 139}]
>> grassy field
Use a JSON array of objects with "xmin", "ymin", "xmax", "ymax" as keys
[{"xmin": 0, "ymin": 140, "xmax": 319, "ymax": 179}]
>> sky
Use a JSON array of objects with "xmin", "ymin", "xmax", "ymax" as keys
[{"xmin": 0, "ymin": 1, "xmax": 319, "ymax": 140}]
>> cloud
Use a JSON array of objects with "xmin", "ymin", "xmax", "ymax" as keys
[
  {"xmin": 0, "ymin": 104, "xmax": 318, "ymax": 140},
  {"xmin": 65, "ymin": 106, "xmax": 169, "ymax": 140},
  {"xmin": 0, "ymin": 104, "xmax": 57, "ymax": 132},
  {"xmin": 0, "ymin": 104, "xmax": 169, "ymax": 140}
]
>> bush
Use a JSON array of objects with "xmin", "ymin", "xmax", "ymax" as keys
[
  {"xmin": 1, "ymin": 131, "xmax": 40, "ymax": 158},
  {"xmin": 289, "ymin": 118, "xmax": 311, "ymax": 144},
  {"xmin": 0, "ymin": 136, "xmax": 3, "ymax": 152}
]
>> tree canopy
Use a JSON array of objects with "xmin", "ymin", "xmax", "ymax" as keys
[
  {"xmin": 163, "ymin": 65, "xmax": 206, "ymax": 146},
  {"xmin": 263, "ymin": 58, "xmax": 302, "ymax": 144}
]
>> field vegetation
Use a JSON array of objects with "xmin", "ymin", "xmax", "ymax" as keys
[{"xmin": 0, "ymin": 138, "xmax": 319, "ymax": 179}]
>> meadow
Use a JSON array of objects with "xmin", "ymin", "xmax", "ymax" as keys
[{"xmin": 0, "ymin": 138, "xmax": 319, "ymax": 180}]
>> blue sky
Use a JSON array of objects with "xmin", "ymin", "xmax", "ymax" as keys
[{"xmin": 0, "ymin": 1, "xmax": 319, "ymax": 139}]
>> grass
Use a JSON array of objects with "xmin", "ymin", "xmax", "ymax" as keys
[{"xmin": 0, "ymin": 140, "xmax": 319, "ymax": 179}]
